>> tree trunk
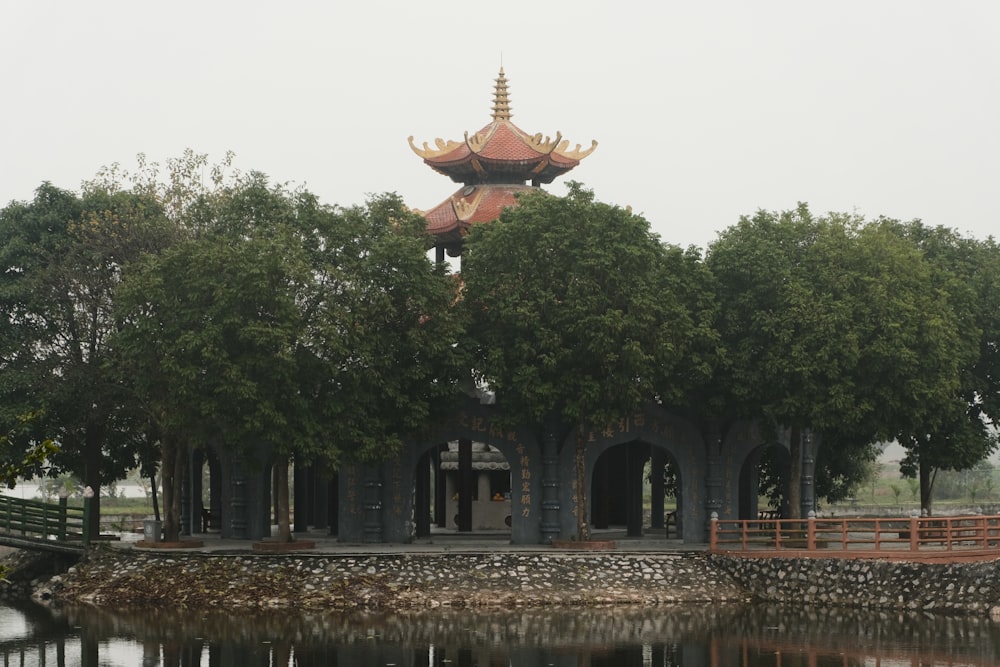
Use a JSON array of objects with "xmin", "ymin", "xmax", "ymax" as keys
[
  {"xmin": 575, "ymin": 429, "xmax": 590, "ymax": 541},
  {"xmin": 150, "ymin": 470, "xmax": 160, "ymax": 522},
  {"xmin": 787, "ymin": 427, "xmax": 803, "ymax": 520},
  {"xmin": 83, "ymin": 426, "xmax": 105, "ymax": 539},
  {"xmin": 161, "ymin": 435, "xmax": 186, "ymax": 542},
  {"xmin": 919, "ymin": 460, "xmax": 936, "ymax": 516},
  {"xmin": 161, "ymin": 435, "xmax": 177, "ymax": 541},
  {"xmin": 275, "ymin": 456, "xmax": 293, "ymax": 543}
]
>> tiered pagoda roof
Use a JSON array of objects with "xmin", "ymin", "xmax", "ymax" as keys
[{"xmin": 409, "ymin": 68, "xmax": 597, "ymax": 246}]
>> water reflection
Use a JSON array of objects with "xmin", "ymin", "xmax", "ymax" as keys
[{"xmin": 1, "ymin": 599, "xmax": 998, "ymax": 666}]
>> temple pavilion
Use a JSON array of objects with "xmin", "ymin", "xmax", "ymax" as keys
[
  {"xmin": 408, "ymin": 68, "xmax": 597, "ymax": 259},
  {"xmin": 181, "ymin": 70, "xmax": 818, "ymax": 547}
]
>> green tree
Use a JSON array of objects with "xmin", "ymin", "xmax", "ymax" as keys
[
  {"xmin": 882, "ymin": 223, "xmax": 999, "ymax": 513},
  {"xmin": 706, "ymin": 205, "xmax": 966, "ymax": 518},
  {"xmin": 0, "ymin": 414, "xmax": 59, "ymax": 489},
  {"xmin": 889, "ymin": 482, "xmax": 902, "ymax": 507},
  {"xmin": 114, "ymin": 177, "xmax": 465, "ymax": 542},
  {"xmin": 0, "ymin": 183, "xmax": 177, "ymax": 535},
  {"xmin": 814, "ymin": 439, "xmax": 879, "ymax": 504},
  {"xmin": 460, "ymin": 184, "xmax": 718, "ymax": 539}
]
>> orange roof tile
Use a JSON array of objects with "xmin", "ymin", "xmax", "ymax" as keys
[
  {"xmin": 411, "ymin": 69, "xmax": 596, "ymax": 241},
  {"xmin": 422, "ymin": 184, "xmax": 534, "ymax": 242}
]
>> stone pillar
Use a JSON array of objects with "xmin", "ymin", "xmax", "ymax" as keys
[
  {"xmin": 415, "ymin": 449, "xmax": 431, "ymax": 537},
  {"xmin": 180, "ymin": 453, "xmax": 191, "ymax": 536},
  {"xmin": 220, "ymin": 444, "xmax": 272, "ymax": 540},
  {"xmin": 626, "ymin": 445, "xmax": 645, "ymax": 537},
  {"xmin": 800, "ymin": 429, "xmax": 819, "ymax": 518},
  {"xmin": 208, "ymin": 451, "xmax": 222, "ymax": 530},
  {"xmin": 190, "ymin": 449, "xmax": 204, "ymax": 533},
  {"xmin": 434, "ymin": 444, "xmax": 447, "ymax": 528},
  {"xmin": 457, "ymin": 439, "xmax": 473, "ymax": 532},
  {"xmin": 229, "ymin": 466, "xmax": 248, "ymax": 539},
  {"xmin": 591, "ymin": 453, "xmax": 609, "ymax": 530},
  {"xmin": 293, "ymin": 463, "xmax": 309, "ymax": 533},
  {"xmin": 313, "ymin": 473, "xmax": 329, "ymax": 531},
  {"xmin": 272, "ymin": 465, "xmax": 281, "ymax": 525},
  {"xmin": 540, "ymin": 421, "xmax": 561, "ymax": 544},
  {"xmin": 327, "ymin": 471, "xmax": 339, "ymax": 536},
  {"xmin": 704, "ymin": 423, "xmax": 724, "ymax": 538},
  {"xmin": 362, "ymin": 466, "xmax": 383, "ymax": 543},
  {"xmin": 650, "ymin": 448, "xmax": 665, "ymax": 529}
]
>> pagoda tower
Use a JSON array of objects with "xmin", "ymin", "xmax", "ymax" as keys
[{"xmin": 409, "ymin": 68, "xmax": 597, "ymax": 259}]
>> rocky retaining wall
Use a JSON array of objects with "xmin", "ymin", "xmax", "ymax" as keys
[
  {"xmin": 40, "ymin": 549, "xmax": 747, "ymax": 611},
  {"xmin": 13, "ymin": 547, "xmax": 1000, "ymax": 616},
  {"xmin": 710, "ymin": 555, "xmax": 1000, "ymax": 615}
]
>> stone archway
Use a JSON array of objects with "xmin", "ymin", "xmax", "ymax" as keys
[
  {"xmin": 738, "ymin": 443, "xmax": 790, "ymax": 521},
  {"xmin": 189, "ymin": 447, "xmax": 221, "ymax": 534},
  {"xmin": 590, "ymin": 441, "xmax": 683, "ymax": 539},
  {"xmin": 411, "ymin": 440, "xmax": 513, "ymax": 536}
]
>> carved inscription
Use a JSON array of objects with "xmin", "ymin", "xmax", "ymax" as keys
[{"xmin": 516, "ymin": 442, "xmax": 531, "ymax": 518}]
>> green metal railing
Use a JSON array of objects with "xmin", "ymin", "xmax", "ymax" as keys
[{"xmin": 0, "ymin": 495, "xmax": 91, "ymax": 548}]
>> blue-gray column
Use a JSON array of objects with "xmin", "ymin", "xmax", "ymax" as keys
[
  {"xmin": 800, "ymin": 429, "xmax": 819, "ymax": 518},
  {"xmin": 540, "ymin": 420, "xmax": 561, "ymax": 544},
  {"xmin": 362, "ymin": 466, "xmax": 384, "ymax": 543},
  {"xmin": 180, "ymin": 452, "xmax": 191, "ymax": 536},
  {"xmin": 704, "ymin": 422, "xmax": 724, "ymax": 539},
  {"xmin": 228, "ymin": 465, "xmax": 248, "ymax": 539}
]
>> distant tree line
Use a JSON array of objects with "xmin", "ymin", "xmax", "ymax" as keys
[{"xmin": 1, "ymin": 153, "xmax": 997, "ymax": 539}]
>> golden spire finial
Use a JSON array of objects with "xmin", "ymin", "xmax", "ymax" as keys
[{"xmin": 491, "ymin": 68, "xmax": 512, "ymax": 121}]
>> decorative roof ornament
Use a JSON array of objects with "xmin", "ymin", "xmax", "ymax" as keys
[
  {"xmin": 410, "ymin": 68, "xmax": 597, "ymax": 246},
  {"xmin": 407, "ymin": 137, "xmax": 463, "ymax": 160},
  {"xmin": 492, "ymin": 67, "xmax": 512, "ymax": 121}
]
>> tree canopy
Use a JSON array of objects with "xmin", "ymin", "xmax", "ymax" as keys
[
  {"xmin": 706, "ymin": 205, "xmax": 972, "ymax": 515},
  {"xmin": 111, "ymin": 175, "xmax": 465, "ymax": 539},
  {"xmin": 4, "ymin": 153, "xmax": 997, "ymax": 536},
  {"xmin": 460, "ymin": 183, "xmax": 718, "ymax": 537},
  {"xmin": 461, "ymin": 183, "xmax": 717, "ymax": 432},
  {"xmin": 879, "ymin": 222, "xmax": 1000, "ymax": 511},
  {"xmin": 0, "ymin": 183, "xmax": 177, "ymax": 532}
]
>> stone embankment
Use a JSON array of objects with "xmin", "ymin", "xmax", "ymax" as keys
[
  {"xmin": 36, "ymin": 548, "xmax": 747, "ymax": 611},
  {"xmin": 709, "ymin": 555, "xmax": 1000, "ymax": 616},
  {"xmin": 11, "ymin": 547, "xmax": 1000, "ymax": 616}
]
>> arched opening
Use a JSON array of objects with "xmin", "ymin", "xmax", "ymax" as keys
[
  {"xmin": 739, "ymin": 443, "xmax": 790, "ymax": 521},
  {"xmin": 413, "ymin": 440, "xmax": 512, "ymax": 536},
  {"xmin": 290, "ymin": 461, "xmax": 338, "ymax": 536},
  {"xmin": 190, "ymin": 447, "xmax": 221, "ymax": 534},
  {"xmin": 590, "ymin": 441, "xmax": 682, "ymax": 539}
]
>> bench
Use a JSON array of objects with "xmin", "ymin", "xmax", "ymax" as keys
[
  {"xmin": 665, "ymin": 510, "xmax": 677, "ymax": 536},
  {"xmin": 757, "ymin": 509, "xmax": 781, "ymax": 530}
]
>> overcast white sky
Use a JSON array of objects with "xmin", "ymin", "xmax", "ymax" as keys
[{"xmin": 2, "ymin": 1, "xmax": 996, "ymax": 250}]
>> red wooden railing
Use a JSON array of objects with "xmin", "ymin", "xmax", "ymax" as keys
[{"xmin": 709, "ymin": 513, "xmax": 1000, "ymax": 561}]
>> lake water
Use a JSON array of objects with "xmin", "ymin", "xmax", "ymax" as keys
[{"xmin": 2, "ymin": 599, "xmax": 998, "ymax": 666}]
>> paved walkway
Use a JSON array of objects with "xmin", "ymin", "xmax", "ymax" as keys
[{"xmin": 117, "ymin": 526, "xmax": 708, "ymax": 555}]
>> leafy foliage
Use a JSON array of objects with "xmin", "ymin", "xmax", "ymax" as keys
[
  {"xmin": 461, "ymin": 183, "xmax": 718, "ymax": 539},
  {"xmin": 707, "ymin": 205, "xmax": 970, "ymax": 515},
  {"xmin": 111, "ymin": 175, "xmax": 465, "ymax": 539},
  {"xmin": 0, "ymin": 183, "xmax": 178, "ymax": 534},
  {"xmin": 461, "ymin": 183, "xmax": 718, "ymax": 432},
  {"xmin": 122, "ymin": 180, "xmax": 463, "ymax": 463},
  {"xmin": 0, "ymin": 413, "xmax": 59, "ymax": 489},
  {"xmin": 879, "ymin": 224, "xmax": 1000, "ymax": 509}
]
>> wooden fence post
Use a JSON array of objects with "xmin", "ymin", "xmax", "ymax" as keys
[{"xmin": 709, "ymin": 512, "xmax": 718, "ymax": 551}]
